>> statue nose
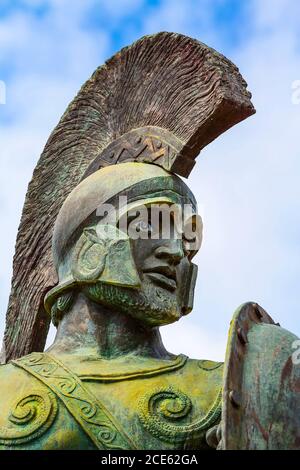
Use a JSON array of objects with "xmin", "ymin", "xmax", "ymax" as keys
[{"xmin": 154, "ymin": 241, "xmax": 184, "ymax": 265}]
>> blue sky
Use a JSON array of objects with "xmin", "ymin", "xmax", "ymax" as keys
[{"xmin": 1, "ymin": 0, "xmax": 300, "ymax": 360}]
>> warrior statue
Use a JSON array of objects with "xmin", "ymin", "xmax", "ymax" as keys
[{"xmin": 1, "ymin": 32, "xmax": 299, "ymax": 450}]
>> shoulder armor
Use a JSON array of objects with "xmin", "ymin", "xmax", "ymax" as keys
[{"xmin": 0, "ymin": 361, "xmax": 58, "ymax": 448}]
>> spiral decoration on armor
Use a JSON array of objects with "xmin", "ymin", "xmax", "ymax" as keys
[
  {"xmin": 12, "ymin": 352, "xmax": 136, "ymax": 450},
  {"xmin": 0, "ymin": 390, "xmax": 57, "ymax": 446},
  {"xmin": 138, "ymin": 386, "xmax": 222, "ymax": 444}
]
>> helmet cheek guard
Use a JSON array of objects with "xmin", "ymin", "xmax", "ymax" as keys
[
  {"xmin": 72, "ymin": 225, "xmax": 141, "ymax": 289},
  {"xmin": 45, "ymin": 224, "xmax": 141, "ymax": 318}
]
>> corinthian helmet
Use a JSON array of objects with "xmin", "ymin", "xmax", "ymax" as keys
[{"xmin": 3, "ymin": 32, "xmax": 255, "ymax": 361}]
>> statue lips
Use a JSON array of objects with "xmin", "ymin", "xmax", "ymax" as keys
[{"xmin": 143, "ymin": 266, "xmax": 177, "ymax": 292}]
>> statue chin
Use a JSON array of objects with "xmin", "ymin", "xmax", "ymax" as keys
[{"xmin": 84, "ymin": 278, "xmax": 183, "ymax": 328}]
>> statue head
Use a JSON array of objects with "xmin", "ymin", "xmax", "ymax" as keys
[
  {"xmin": 3, "ymin": 32, "xmax": 255, "ymax": 361},
  {"xmin": 45, "ymin": 162, "xmax": 202, "ymax": 327}
]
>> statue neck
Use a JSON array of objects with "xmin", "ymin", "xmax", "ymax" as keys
[{"xmin": 47, "ymin": 293, "xmax": 171, "ymax": 360}]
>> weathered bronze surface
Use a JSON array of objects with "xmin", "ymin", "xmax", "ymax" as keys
[
  {"xmin": 221, "ymin": 303, "xmax": 300, "ymax": 450},
  {"xmin": 1, "ymin": 32, "xmax": 298, "ymax": 450}
]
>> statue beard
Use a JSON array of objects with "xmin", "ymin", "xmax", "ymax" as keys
[{"xmin": 83, "ymin": 278, "xmax": 183, "ymax": 327}]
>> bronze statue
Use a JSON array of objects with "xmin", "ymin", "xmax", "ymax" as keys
[{"xmin": 1, "ymin": 32, "xmax": 299, "ymax": 450}]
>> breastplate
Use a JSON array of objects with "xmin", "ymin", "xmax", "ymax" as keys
[{"xmin": 0, "ymin": 353, "xmax": 223, "ymax": 450}]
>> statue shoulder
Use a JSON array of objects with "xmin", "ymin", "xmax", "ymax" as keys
[
  {"xmin": 0, "ymin": 355, "xmax": 95, "ymax": 450},
  {"xmin": 183, "ymin": 357, "xmax": 223, "ymax": 386},
  {"xmin": 0, "ymin": 360, "xmax": 36, "ymax": 400},
  {"xmin": 0, "ymin": 359, "xmax": 55, "ymax": 449},
  {"xmin": 180, "ymin": 357, "xmax": 223, "ymax": 413},
  {"xmin": 178, "ymin": 357, "xmax": 223, "ymax": 419}
]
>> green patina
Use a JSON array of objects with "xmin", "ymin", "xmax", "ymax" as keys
[{"xmin": 2, "ymin": 32, "xmax": 298, "ymax": 451}]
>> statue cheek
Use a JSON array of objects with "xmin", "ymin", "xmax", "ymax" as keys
[{"xmin": 130, "ymin": 238, "xmax": 155, "ymax": 269}]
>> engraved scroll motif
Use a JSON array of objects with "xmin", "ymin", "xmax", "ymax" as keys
[
  {"xmin": 13, "ymin": 353, "xmax": 136, "ymax": 450},
  {"xmin": 0, "ymin": 389, "xmax": 57, "ymax": 446},
  {"xmin": 138, "ymin": 386, "xmax": 222, "ymax": 444}
]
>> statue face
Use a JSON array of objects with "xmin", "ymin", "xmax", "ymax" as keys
[
  {"xmin": 129, "ymin": 206, "xmax": 193, "ymax": 326},
  {"xmin": 85, "ymin": 199, "xmax": 201, "ymax": 327},
  {"xmin": 46, "ymin": 172, "xmax": 201, "ymax": 327}
]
